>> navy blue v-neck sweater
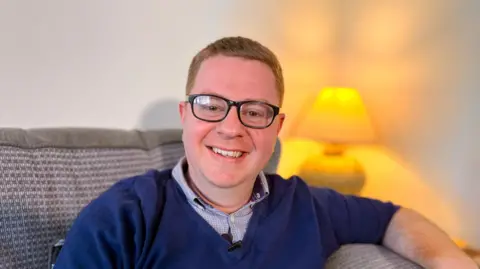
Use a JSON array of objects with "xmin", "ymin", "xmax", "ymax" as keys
[{"xmin": 56, "ymin": 169, "xmax": 399, "ymax": 269}]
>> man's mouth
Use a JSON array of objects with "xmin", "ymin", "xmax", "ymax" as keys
[{"xmin": 207, "ymin": 146, "xmax": 246, "ymax": 159}]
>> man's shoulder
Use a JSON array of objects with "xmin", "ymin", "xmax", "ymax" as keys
[
  {"xmin": 114, "ymin": 168, "xmax": 173, "ymax": 193},
  {"xmin": 103, "ymin": 168, "xmax": 173, "ymax": 200},
  {"xmin": 265, "ymin": 172, "xmax": 324, "ymax": 194},
  {"xmin": 77, "ymin": 168, "xmax": 175, "ymax": 224},
  {"xmin": 265, "ymin": 173, "xmax": 358, "ymax": 205},
  {"xmin": 264, "ymin": 173, "xmax": 322, "ymax": 203}
]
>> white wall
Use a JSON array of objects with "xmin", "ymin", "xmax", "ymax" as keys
[
  {"xmin": 1, "ymin": 0, "xmax": 479, "ymax": 247},
  {"xmin": 0, "ymin": 0, "xmax": 237, "ymax": 129}
]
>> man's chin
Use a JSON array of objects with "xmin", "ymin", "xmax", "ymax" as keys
[{"xmin": 206, "ymin": 175, "xmax": 245, "ymax": 189}]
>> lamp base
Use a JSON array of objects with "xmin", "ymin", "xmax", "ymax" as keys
[{"xmin": 297, "ymin": 153, "xmax": 366, "ymax": 195}]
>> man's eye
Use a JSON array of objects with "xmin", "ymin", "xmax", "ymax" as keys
[
  {"xmin": 199, "ymin": 104, "xmax": 222, "ymax": 111},
  {"xmin": 246, "ymin": 110, "xmax": 263, "ymax": 117},
  {"xmin": 207, "ymin": 105, "xmax": 218, "ymax": 111}
]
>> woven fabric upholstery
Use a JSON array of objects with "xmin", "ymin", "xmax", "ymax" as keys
[
  {"xmin": 325, "ymin": 244, "xmax": 423, "ymax": 269},
  {"xmin": 0, "ymin": 128, "xmax": 281, "ymax": 269}
]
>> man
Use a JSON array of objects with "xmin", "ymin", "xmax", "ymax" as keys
[{"xmin": 56, "ymin": 36, "xmax": 476, "ymax": 268}]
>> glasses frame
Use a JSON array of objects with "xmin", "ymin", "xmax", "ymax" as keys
[{"xmin": 186, "ymin": 94, "xmax": 281, "ymax": 129}]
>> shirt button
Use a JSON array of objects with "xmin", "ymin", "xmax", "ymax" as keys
[{"xmin": 230, "ymin": 215, "xmax": 235, "ymax": 223}]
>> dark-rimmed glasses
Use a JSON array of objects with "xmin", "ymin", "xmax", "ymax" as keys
[{"xmin": 186, "ymin": 94, "xmax": 280, "ymax": 129}]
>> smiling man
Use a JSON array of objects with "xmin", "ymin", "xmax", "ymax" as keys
[{"xmin": 55, "ymin": 37, "xmax": 476, "ymax": 268}]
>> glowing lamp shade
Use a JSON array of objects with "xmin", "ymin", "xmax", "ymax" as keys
[{"xmin": 293, "ymin": 87, "xmax": 376, "ymax": 144}]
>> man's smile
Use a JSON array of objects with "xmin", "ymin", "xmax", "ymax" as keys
[{"xmin": 206, "ymin": 146, "xmax": 249, "ymax": 161}]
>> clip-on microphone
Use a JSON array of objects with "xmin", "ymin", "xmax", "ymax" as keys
[{"xmin": 222, "ymin": 229, "xmax": 242, "ymax": 252}]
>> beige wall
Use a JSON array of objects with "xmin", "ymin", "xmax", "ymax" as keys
[
  {"xmin": 277, "ymin": 0, "xmax": 480, "ymax": 247},
  {"xmin": 344, "ymin": 0, "xmax": 479, "ymax": 247},
  {"xmin": 1, "ymin": 0, "xmax": 478, "ymax": 246}
]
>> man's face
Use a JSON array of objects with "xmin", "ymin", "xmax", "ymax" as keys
[{"xmin": 179, "ymin": 55, "xmax": 284, "ymax": 189}]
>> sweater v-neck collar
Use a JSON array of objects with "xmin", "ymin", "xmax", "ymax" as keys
[{"xmin": 171, "ymin": 175, "xmax": 269, "ymax": 262}]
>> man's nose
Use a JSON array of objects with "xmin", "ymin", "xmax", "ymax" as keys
[{"xmin": 216, "ymin": 107, "xmax": 245, "ymax": 137}]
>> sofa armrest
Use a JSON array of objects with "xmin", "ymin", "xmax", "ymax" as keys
[{"xmin": 325, "ymin": 244, "xmax": 423, "ymax": 269}]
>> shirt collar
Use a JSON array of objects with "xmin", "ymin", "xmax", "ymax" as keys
[{"xmin": 172, "ymin": 157, "xmax": 270, "ymax": 209}]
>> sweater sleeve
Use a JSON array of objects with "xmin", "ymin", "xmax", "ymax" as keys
[
  {"xmin": 55, "ymin": 178, "xmax": 146, "ymax": 269},
  {"xmin": 310, "ymin": 187, "xmax": 401, "ymax": 246}
]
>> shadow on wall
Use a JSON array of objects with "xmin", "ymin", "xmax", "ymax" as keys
[{"xmin": 137, "ymin": 98, "xmax": 182, "ymax": 130}]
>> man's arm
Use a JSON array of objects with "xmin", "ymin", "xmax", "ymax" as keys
[{"xmin": 383, "ymin": 207, "xmax": 477, "ymax": 269}]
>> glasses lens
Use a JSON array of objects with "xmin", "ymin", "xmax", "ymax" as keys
[
  {"xmin": 192, "ymin": 95, "xmax": 228, "ymax": 121},
  {"xmin": 240, "ymin": 102, "xmax": 275, "ymax": 128}
]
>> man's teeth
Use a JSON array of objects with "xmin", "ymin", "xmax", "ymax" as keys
[{"xmin": 212, "ymin": 147, "xmax": 243, "ymax": 158}]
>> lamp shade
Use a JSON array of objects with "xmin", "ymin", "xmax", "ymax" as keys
[{"xmin": 292, "ymin": 87, "xmax": 376, "ymax": 144}]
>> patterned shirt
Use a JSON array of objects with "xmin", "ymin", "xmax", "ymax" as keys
[{"xmin": 171, "ymin": 157, "xmax": 269, "ymax": 243}]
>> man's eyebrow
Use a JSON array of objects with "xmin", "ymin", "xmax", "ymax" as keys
[
  {"xmin": 242, "ymin": 98, "xmax": 271, "ymax": 103},
  {"xmin": 196, "ymin": 89, "xmax": 220, "ymax": 96},
  {"xmin": 196, "ymin": 89, "xmax": 272, "ymax": 103}
]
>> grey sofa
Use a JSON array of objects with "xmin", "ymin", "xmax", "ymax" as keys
[{"xmin": 0, "ymin": 128, "xmax": 422, "ymax": 269}]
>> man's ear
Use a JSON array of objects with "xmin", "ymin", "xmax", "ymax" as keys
[
  {"xmin": 179, "ymin": 101, "xmax": 186, "ymax": 123},
  {"xmin": 275, "ymin": 113, "xmax": 286, "ymax": 135}
]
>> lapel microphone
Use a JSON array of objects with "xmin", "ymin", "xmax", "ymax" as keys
[
  {"xmin": 221, "ymin": 228, "xmax": 242, "ymax": 252},
  {"xmin": 227, "ymin": 240, "xmax": 243, "ymax": 252}
]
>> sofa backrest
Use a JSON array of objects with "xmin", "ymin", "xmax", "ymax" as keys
[{"xmin": 0, "ymin": 128, "xmax": 281, "ymax": 269}]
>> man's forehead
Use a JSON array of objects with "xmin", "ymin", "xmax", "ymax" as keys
[
  {"xmin": 191, "ymin": 56, "xmax": 279, "ymax": 104},
  {"xmin": 196, "ymin": 56, "xmax": 274, "ymax": 81}
]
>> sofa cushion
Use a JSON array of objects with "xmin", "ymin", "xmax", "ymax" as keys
[
  {"xmin": 0, "ymin": 128, "xmax": 281, "ymax": 269},
  {"xmin": 325, "ymin": 244, "xmax": 423, "ymax": 268}
]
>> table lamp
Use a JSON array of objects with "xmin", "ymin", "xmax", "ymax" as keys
[{"xmin": 290, "ymin": 87, "xmax": 377, "ymax": 194}]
